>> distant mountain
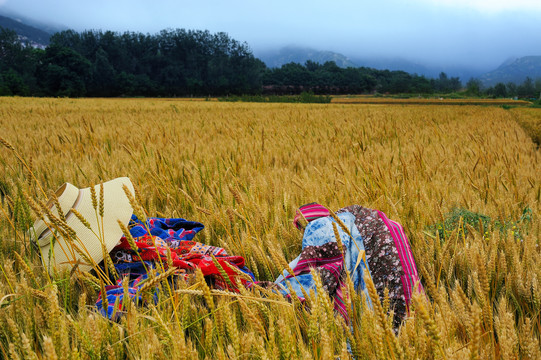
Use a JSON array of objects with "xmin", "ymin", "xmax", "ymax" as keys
[
  {"xmin": 479, "ymin": 56, "xmax": 541, "ymax": 86},
  {"xmin": 351, "ymin": 56, "xmax": 431, "ymax": 75},
  {"xmin": 0, "ymin": 14, "xmax": 51, "ymax": 48},
  {"xmin": 0, "ymin": 8, "xmax": 66, "ymax": 34},
  {"xmin": 256, "ymin": 46, "xmax": 358, "ymax": 68},
  {"xmin": 345, "ymin": 56, "xmax": 485, "ymax": 80},
  {"xmin": 256, "ymin": 46, "xmax": 484, "ymax": 81}
]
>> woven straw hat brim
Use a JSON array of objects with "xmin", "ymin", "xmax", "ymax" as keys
[
  {"xmin": 33, "ymin": 182, "xmax": 79, "ymax": 242},
  {"xmin": 34, "ymin": 177, "xmax": 134, "ymax": 272}
]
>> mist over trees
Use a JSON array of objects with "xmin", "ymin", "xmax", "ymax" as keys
[
  {"xmin": 261, "ymin": 62, "xmax": 461, "ymax": 95},
  {"xmin": 0, "ymin": 26, "xmax": 540, "ymax": 98}
]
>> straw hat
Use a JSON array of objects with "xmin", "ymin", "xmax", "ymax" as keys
[{"xmin": 32, "ymin": 177, "xmax": 135, "ymax": 272}]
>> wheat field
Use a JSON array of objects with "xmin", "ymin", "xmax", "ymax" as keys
[{"xmin": 0, "ymin": 97, "xmax": 540, "ymax": 359}]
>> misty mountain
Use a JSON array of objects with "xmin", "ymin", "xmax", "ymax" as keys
[
  {"xmin": 0, "ymin": 8, "xmax": 66, "ymax": 34},
  {"xmin": 0, "ymin": 14, "xmax": 51, "ymax": 47},
  {"xmin": 257, "ymin": 46, "xmax": 431, "ymax": 73},
  {"xmin": 256, "ymin": 46, "xmax": 485, "ymax": 80},
  {"xmin": 478, "ymin": 56, "xmax": 541, "ymax": 86},
  {"xmin": 256, "ymin": 46, "xmax": 358, "ymax": 69},
  {"xmin": 351, "ymin": 56, "xmax": 431, "ymax": 75},
  {"xmin": 348, "ymin": 54, "xmax": 484, "ymax": 80},
  {"xmin": 4, "ymin": 13, "xmax": 538, "ymax": 88}
]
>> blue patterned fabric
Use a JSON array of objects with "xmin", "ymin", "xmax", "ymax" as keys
[
  {"xmin": 96, "ymin": 262, "xmax": 151, "ymax": 319},
  {"xmin": 129, "ymin": 215, "xmax": 204, "ymax": 240},
  {"xmin": 275, "ymin": 211, "xmax": 371, "ymax": 309}
]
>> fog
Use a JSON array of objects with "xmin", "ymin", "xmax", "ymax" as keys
[{"xmin": 2, "ymin": 0, "xmax": 540, "ymax": 72}]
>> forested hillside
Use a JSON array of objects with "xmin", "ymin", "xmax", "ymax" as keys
[
  {"xmin": 479, "ymin": 56, "xmax": 541, "ymax": 87},
  {"xmin": 0, "ymin": 25, "xmax": 540, "ymax": 98},
  {"xmin": 0, "ymin": 27, "xmax": 464, "ymax": 97},
  {"xmin": 0, "ymin": 28, "xmax": 265, "ymax": 97},
  {"xmin": 0, "ymin": 15, "xmax": 50, "ymax": 46}
]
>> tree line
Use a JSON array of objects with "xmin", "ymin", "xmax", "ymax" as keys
[
  {"xmin": 465, "ymin": 78, "xmax": 541, "ymax": 99},
  {"xmin": 0, "ymin": 26, "xmax": 540, "ymax": 98},
  {"xmin": 261, "ymin": 61, "xmax": 461, "ymax": 95},
  {"xmin": 0, "ymin": 27, "xmax": 265, "ymax": 97}
]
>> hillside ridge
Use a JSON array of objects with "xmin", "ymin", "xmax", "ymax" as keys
[
  {"xmin": 478, "ymin": 55, "xmax": 541, "ymax": 86},
  {"xmin": 0, "ymin": 14, "xmax": 51, "ymax": 47}
]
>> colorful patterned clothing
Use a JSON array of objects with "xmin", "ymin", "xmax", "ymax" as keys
[
  {"xmin": 96, "ymin": 215, "xmax": 254, "ymax": 319},
  {"xmin": 293, "ymin": 202, "xmax": 331, "ymax": 229},
  {"xmin": 338, "ymin": 205, "xmax": 406, "ymax": 328},
  {"xmin": 376, "ymin": 210, "xmax": 423, "ymax": 310},
  {"xmin": 275, "ymin": 211, "xmax": 371, "ymax": 321},
  {"xmin": 129, "ymin": 215, "xmax": 204, "ymax": 242}
]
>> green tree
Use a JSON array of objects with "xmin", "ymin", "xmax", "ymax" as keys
[
  {"xmin": 433, "ymin": 72, "xmax": 462, "ymax": 93},
  {"xmin": 0, "ymin": 28, "xmax": 41, "ymax": 95},
  {"xmin": 493, "ymin": 82, "xmax": 507, "ymax": 98},
  {"xmin": 534, "ymin": 78, "xmax": 541, "ymax": 99},
  {"xmin": 0, "ymin": 27, "xmax": 22, "ymax": 70},
  {"xmin": 305, "ymin": 60, "xmax": 320, "ymax": 72},
  {"xmin": 89, "ymin": 47, "xmax": 117, "ymax": 96},
  {"xmin": 0, "ymin": 69, "xmax": 27, "ymax": 95},
  {"xmin": 466, "ymin": 78, "xmax": 482, "ymax": 96},
  {"xmin": 38, "ymin": 44, "xmax": 91, "ymax": 97},
  {"xmin": 506, "ymin": 82, "xmax": 517, "ymax": 97},
  {"xmin": 517, "ymin": 77, "xmax": 535, "ymax": 98}
]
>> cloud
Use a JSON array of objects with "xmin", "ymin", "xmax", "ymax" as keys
[{"xmin": 421, "ymin": 0, "xmax": 541, "ymax": 13}]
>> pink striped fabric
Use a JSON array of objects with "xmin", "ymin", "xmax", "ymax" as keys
[
  {"xmin": 377, "ymin": 210, "xmax": 423, "ymax": 307},
  {"xmin": 293, "ymin": 203, "xmax": 331, "ymax": 229}
]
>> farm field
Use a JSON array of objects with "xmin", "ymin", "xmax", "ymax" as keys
[
  {"xmin": 331, "ymin": 95, "xmax": 533, "ymax": 106},
  {"xmin": 0, "ymin": 97, "xmax": 540, "ymax": 359}
]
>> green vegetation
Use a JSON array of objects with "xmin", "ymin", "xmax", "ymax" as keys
[
  {"xmin": 219, "ymin": 91, "xmax": 331, "ymax": 103},
  {"xmin": 427, "ymin": 207, "xmax": 532, "ymax": 241},
  {"xmin": 2, "ymin": 24, "xmax": 541, "ymax": 98},
  {"xmin": 479, "ymin": 56, "xmax": 541, "ymax": 86},
  {"xmin": 0, "ymin": 25, "xmax": 462, "ymax": 98},
  {"xmin": 0, "ymin": 28, "xmax": 265, "ymax": 97},
  {"xmin": 482, "ymin": 77, "xmax": 541, "ymax": 99},
  {"xmin": 261, "ymin": 62, "xmax": 460, "ymax": 95}
]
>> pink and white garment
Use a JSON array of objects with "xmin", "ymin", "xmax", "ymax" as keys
[{"xmin": 338, "ymin": 205, "xmax": 422, "ymax": 328}]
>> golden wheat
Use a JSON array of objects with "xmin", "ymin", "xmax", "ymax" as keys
[{"xmin": 0, "ymin": 97, "xmax": 540, "ymax": 359}]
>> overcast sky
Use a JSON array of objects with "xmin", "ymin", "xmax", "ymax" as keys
[{"xmin": 1, "ymin": 0, "xmax": 540, "ymax": 70}]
